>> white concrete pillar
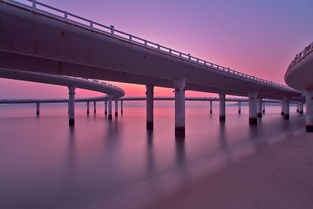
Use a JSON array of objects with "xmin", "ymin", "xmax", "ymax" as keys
[
  {"xmin": 36, "ymin": 102, "xmax": 40, "ymax": 116},
  {"xmin": 104, "ymin": 100, "xmax": 107, "ymax": 115},
  {"xmin": 299, "ymin": 103, "xmax": 304, "ymax": 114},
  {"xmin": 108, "ymin": 96, "xmax": 112, "ymax": 120},
  {"xmin": 219, "ymin": 93, "xmax": 225, "ymax": 121},
  {"xmin": 115, "ymin": 100, "xmax": 118, "ymax": 117},
  {"xmin": 93, "ymin": 101, "xmax": 96, "ymax": 114},
  {"xmin": 146, "ymin": 84, "xmax": 154, "ymax": 130},
  {"xmin": 262, "ymin": 102, "xmax": 265, "ymax": 113},
  {"xmin": 257, "ymin": 98, "xmax": 262, "ymax": 118},
  {"xmin": 238, "ymin": 101, "xmax": 241, "ymax": 114},
  {"xmin": 174, "ymin": 79, "xmax": 186, "ymax": 137},
  {"xmin": 68, "ymin": 86, "xmax": 76, "ymax": 126},
  {"xmin": 281, "ymin": 100, "xmax": 285, "ymax": 115},
  {"xmin": 86, "ymin": 101, "xmax": 90, "ymax": 115},
  {"xmin": 284, "ymin": 100, "xmax": 290, "ymax": 120},
  {"xmin": 210, "ymin": 101, "xmax": 213, "ymax": 114},
  {"xmin": 248, "ymin": 92, "xmax": 257, "ymax": 125},
  {"xmin": 121, "ymin": 100, "xmax": 123, "ymax": 114},
  {"xmin": 305, "ymin": 91, "xmax": 313, "ymax": 131}
]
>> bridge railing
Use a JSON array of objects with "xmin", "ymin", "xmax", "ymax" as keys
[
  {"xmin": 63, "ymin": 76, "xmax": 125, "ymax": 92},
  {"xmin": 287, "ymin": 42, "xmax": 313, "ymax": 71},
  {"xmin": 3, "ymin": 0, "xmax": 294, "ymax": 91}
]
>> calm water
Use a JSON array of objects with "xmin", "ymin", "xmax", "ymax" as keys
[{"xmin": 0, "ymin": 102, "xmax": 305, "ymax": 209}]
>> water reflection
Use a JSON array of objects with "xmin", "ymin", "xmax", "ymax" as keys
[
  {"xmin": 218, "ymin": 122, "xmax": 232, "ymax": 164},
  {"xmin": 248, "ymin": 124, "xmax": 264, "ymax": 152},
  {"xmin": 146, "ymin": 130, "xmax": 155, "ymax": 176},
  {"xmin": 60, "ymin": 126, "xmax": 77, "ymax": 202},
  {"xmin": 175, "ymin": 136, "xmax": 186, "ymax": 169},
  {"xmin": 105, "ymin": 118, "xmax": 120, "ymax": 152},
  {"xmin": 0, "ymin": 105, "xmax": 305, "ymax": 209}
]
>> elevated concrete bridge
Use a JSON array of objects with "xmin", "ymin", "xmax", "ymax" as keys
[
  {"xmin": 0, "ymin": 0, "xmax": 304, "ymax": 136},
  {"xmin": 285, "ymin": 41, "xmax": 313, "ymax": 131},
  {"xmin": 0, "ymin": 68, "xmax": 125, "ymax": 124}
]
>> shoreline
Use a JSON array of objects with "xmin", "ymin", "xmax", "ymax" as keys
[{"xmin": 143, "ymin": 131, "xmax": 313, "ymax": 209}]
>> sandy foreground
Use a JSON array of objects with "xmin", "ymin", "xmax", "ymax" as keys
[{"xmin": 142, "ymin": 132, "xmax": 313, "ymax": 209}]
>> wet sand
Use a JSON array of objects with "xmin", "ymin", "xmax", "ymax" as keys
[{"xmin": 144, "ymin": 131, "xmax": 313, "ymax": 209}]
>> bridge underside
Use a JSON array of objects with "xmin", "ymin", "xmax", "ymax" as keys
[{"xmin": 0, "ymin": 51, "xmax": 300, "ymax": 100}]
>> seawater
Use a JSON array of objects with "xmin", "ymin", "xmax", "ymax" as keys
[{"xmin": 0, "ymin": 102, "xmax": 305, "ymax": 209}]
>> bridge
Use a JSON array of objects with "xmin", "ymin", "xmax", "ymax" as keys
[
  {"xmin": 0, "ymin": 96, "xmax": 303, "ymax": 125},
  {"xmin": 285, "ymin": 41, "xmax": 313, "ymax": 131},
  {"xmin": 0, "ymin": 68, "xmax": 125, "ymax": 124},
  {"xmin": 0, "ymin": 0, "xmax": 305, "ymax": 136}
]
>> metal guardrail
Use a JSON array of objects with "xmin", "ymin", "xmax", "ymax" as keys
[
  {"xmin": 64, "ymin": 76, "xmax": 124, "ymax": 92},
  {"xmin": 287, "ymin": 42, "xmax": 313, "ymax": 71},
  {"xmin": 2, "ymin": 0, "xmax": 294, "ymax": 91}
]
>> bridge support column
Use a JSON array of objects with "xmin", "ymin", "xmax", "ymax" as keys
[
  {"xmin": 115, "ymin": 100, "xmax": 118, "ymax": 117},
  {"xmin": 210, "ymin": 101, "xmax": 213, "ymax": 114},
  {"xmin": 121, "ymin": 101, "xmax": 123, "ymax": 114},
  {"xmin": 257, "ymin": 98, "xmax": 262, "ymax": 118},
  {"xmin": 238, "ymin": 101, "xmax": 241, "ymax": 114},
  {"xmin": 68, "ymin": 86, "xmax": 75, "ymax": 126},
  {"xmin": 262, "ymin": 102, "xmax": 265, "ymax": 113},
  {"xmin": 86, "ymin": 101, "xmax": 90, "ymax": 115},
  {"xmin": 36, "ymin": 102, "xmax": 40, "ymax": 116},
  {"xmin": 104, "ymin": 101, "xmax": 107, "ymax": 115},
  {"xmin": 219, "ymin": 93, "xmax": 226, "ymax": 121},
  {"xmin": 249, "ymin": 93, "xmax": 257, "ymax": 125},
  {"xmin": 174, "ymin": 79, "xmax": 186, "ymax": 137},
  {"xmin": 305, "ymin": 91, "xmax": 313, "ymax": 132},
  {"xmin": 284, "ymin": 100, "xmax": 290, "ymax": 120},
  {"xmin": 146, "ymin": 84, "xmax": 154, "ymax": 130},
  {"xmin": 299, "ymin": 103, "xmax": 304, "ymax": 114},
  {"xmin": 93, "ymin": 101, "xmax": 96, "ymax": 114},
  {"xmin": 281, "ymin": 101, "xmax": 285, "ymax": 115},
  {"xmin": 108, "ymin": 96, "xmax": 112, "ymax": 120}
]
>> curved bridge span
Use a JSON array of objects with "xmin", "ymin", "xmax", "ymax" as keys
[
  {"xmin": 0, "ymin": 68, "xmax": 125, "ymax": 124},
  {"xmin": 285, "ymin": 42, "xmax": 313, "ymax": 131}
]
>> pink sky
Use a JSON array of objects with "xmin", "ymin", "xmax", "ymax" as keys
[{"xmin": 1, "ymin": 0, "xmax": 312, "ymax": 99}]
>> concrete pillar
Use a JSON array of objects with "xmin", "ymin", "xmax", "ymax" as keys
[
  {"xmin": 284, "ymin": 100, "xmax": 290, "ymax": 120},
  {"xmin": 248, "ymin": 92, "xmax": 257, "ymax": 125},
  {"xmin": 104, "ymin": 101, "xmax": 107, "ymax": 115},
  {"xmin": 238, "ymin": 101, "xmax": 241, "ymax": 114},
  {"xmin": 305, "ymin": 91, "xmax": 313, "ymax": 131},
  {"xmin": 146, "ymin": 84, "xmax": 154, "ymax": 130},
  {"xmin": 68, "ymin": 86, "xmax": 75, "ymax": 126},
  {"xmin": 121, "ymin": 100, "xmax": 123, "ymax": 114},
  {"xmin": 115, "ymin": 100, "xmax": 118, "ymax": 117},
  {"xmin": 257, "ymin": 98, "xmax": 262, "ymax": 118},
  {"xmin": 93, "ymin": 101, "xmax": 96, "ymax": 114},
  {"xmin": 210, "ymin": 101, "xmax": 213, "ymax": 114},
  {"xmin": 86, "ymin": 101, "xmax": 90, "ymax": 115},
  {"xmin": 299, "ymin": 103, "xmax": 304, "ymax": 114},
  {"xmin": 219, "ymin": 93, "xmax": 226, "ymax": 121},
  {"xmin": 36, "ymin": 102, "xmax": 40, "ymax": 116},
  {"xmin": 174, "ymin": 79, "xmax": 186, "ymax": 137},
  {"xmin": 262, "ymin": 102, "xmax": 265, "ymax": 113},
  {"xmin": 281, "ymin": 100, "xmax": 285, "ymax": 115},
  {"xmin": 108, "ymin": 96, "xmax": 112, "ymax": 120}
]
